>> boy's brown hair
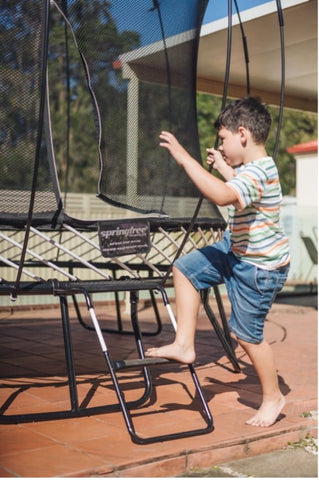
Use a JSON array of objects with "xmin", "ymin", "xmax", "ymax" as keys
[{"xmin": 214, "ymin": 96, "xmax": 272, "ymax": 144}]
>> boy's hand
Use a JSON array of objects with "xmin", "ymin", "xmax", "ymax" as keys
[
  {"xmin": 159, "ymin": 131, "xmax": 192, "ymax": 167},
  {"xmin": 206, "ymin": 148, "xmax": 226, "ymax": 170},
  {"xmin": 206, "ymin": 147, "xmax": 235, "ymax": 181}
]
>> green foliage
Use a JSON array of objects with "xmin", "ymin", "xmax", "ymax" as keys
[
  {"xmin": 267, "ymin": 106, "xmax": 317, "ymax": 195},
  {"xmin": 46, "ymin": 0, "xmax": 140, "ymax": 194},
  {"xmin": 287, "ymin": 433, "xmax": 318, "ymax": 452}
]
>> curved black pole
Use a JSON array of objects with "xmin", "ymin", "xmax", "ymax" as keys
[
  {"xmin": 11, "ymin": 0, "xmax": 50, "ymax": 301},
  {"xmin": 56, "ymin": 0, "xmax": 71, "ymax": 261},
  {"xmin": 234, "ymin": 0, "xmax": 250, "ymax": 96},
  {"xmin": 273, "ymin": 0, "xmax": 285, "ymax": 161},
  {"xmin": 162, "ymin": 0, "xmax": 233, "ymax": 283},
  {"xmin": 150, "ymin": 0, "xmax": 173, "ymax": 214}
]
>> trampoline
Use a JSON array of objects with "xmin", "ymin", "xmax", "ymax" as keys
[{"xmin": 0, "ymin": 0, "xmax": 285, "ymax": 443}]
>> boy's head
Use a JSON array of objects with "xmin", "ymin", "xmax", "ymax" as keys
[{"xmin": 214, "ymin": 96, "xmax": 272, "ymax": 144}]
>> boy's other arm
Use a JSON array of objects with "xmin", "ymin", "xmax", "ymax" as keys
[{"xmin": 159, "ymin": 131, "xmax": 237, "ymax": 207}]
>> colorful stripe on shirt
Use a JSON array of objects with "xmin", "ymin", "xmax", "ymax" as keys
[{"xmin": 226, "ymin": 157, "xmax": 290, "ymax": 269}]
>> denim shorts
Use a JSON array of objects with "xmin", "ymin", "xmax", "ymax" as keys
[{"xmin": 174, "ymin": 231, "xmax": 290, "ymax": 344}]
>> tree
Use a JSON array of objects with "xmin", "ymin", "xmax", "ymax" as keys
[
  {"xmin": 47, "ymin": 0, "xmax": 141, "ymax": 194},
  {"xmin": 0, "ymin": 0, "xmax": 48, "ymax": 192},
  {"xmin": 267, "ymin": 106, "xmax": 317, "ymax": 195},
  {"xmin": 2, "ymin": 2, "xmax": 316, "ymax": 202}
]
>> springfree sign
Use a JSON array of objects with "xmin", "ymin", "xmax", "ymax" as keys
[{"xmin": 98, "ymin": 219, "xmax": 151, "ymax": 257}]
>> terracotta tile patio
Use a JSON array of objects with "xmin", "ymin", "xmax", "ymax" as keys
[{"xmin": 0, "ymin": 292, "xmax": 317, "ymax": 477}]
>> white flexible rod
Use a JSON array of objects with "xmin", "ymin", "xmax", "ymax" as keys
[
  {"xmin": 159, "ymin": 286, "xmax": 177, "ymax": 332},
  {"xmin": 158, "ymin": 227, "xmax": 187, "ymax": 255},
  {"xmin": 0, "ymin": 232, "xmax": 78, "ymax": 280},
  {"xmin": 166, "ymin": 303, "xmax": 177, "ymax": 332},
  {"xmin": 135, "ymin": 253, "xmax": 163, "ymax": 276},
  {"xmin": 84, "ymin": 292, "xmax": 107, "ymax": 353},
  {"xmin": 0, "ymin": 255, "xmax": 43, "ymax": 281},
  {"xmin": 181, "ymin": 226, "xmax": 200, "ymax": 249},
  {"xmin": 151, "ymin": 242, "xmax": 172, "ymax": 263},
  {"xmin": 29, "ymin": 226, "xmax": 111, "ymax": 279}
]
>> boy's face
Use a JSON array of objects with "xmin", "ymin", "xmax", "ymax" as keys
[{"xmin": 218, "ymin": 127, "xmax": 244, "ymax": 167}]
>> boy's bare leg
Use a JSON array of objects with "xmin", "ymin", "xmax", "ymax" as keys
[
  {"xmin": 145, "ymin": 266, "xmax": 200, "ymax": 363},
  {"xmin": 237, "ymin": 338, "xmax": 286, "ymax": 427}
]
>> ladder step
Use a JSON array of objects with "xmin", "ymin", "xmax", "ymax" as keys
[{"xmin": 113, "ymin": 357, "xmax": 171, "ymax": 371}]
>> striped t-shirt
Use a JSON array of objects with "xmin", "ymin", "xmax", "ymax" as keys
[{"xmin": 226, "ymin": 156, "xmax": 290, "ymax": 270}]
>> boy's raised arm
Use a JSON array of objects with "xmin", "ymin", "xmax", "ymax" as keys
[{"xmin": 159, "ymin": 131, "xmax": 237, "ymax": 207}]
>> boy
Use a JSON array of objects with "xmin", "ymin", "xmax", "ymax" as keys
[{"xmin": 146, "ymin": 97, "xmax": 290, "ymax": 427}]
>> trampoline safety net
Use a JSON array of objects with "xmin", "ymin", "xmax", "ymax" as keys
[
  {"xmin": 0, "ymin": 1, "xmax": 236, "ymax": 439},
  {"xmin": 0, "ymin": 0, "xmax": 226, "ymax": 226}
]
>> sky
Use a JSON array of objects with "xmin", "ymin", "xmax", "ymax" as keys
[
  {"xmin": 203, "ymin": 0, "xmax": 272, "ymax": 23},
  {"xmin": 109, "ymin": 0, "xmax": 273, "ymax": 48}
]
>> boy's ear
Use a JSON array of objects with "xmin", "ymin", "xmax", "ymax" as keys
[{"xmin": 238, "ymin": 126, "xmax": 249, "ymax": 145}]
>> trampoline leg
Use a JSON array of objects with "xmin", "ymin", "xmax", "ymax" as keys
[
  {"xmin": 201, "ymin": 289, "xmax": 241, "ymax": 373},
  {"xmin": 59, "ymin": 295, "xmax": 79, "ymax": 412},
  {"xmin": 213, "ymin": 285, "xmax": 232, "ymax": 345},
  {"xmin": 148, "ymin": 289, "xmax": 162, "ymax": 334}
]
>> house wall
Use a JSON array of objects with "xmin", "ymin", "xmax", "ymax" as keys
[{"xmin": 295, "ymin": 152, "xmax": 318, "ymax": 207}]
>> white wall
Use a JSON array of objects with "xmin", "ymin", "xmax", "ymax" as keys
[
  {"xmin": 280, "ymin": 198, "xmax": 317, "ymax": 283},
  {"xmin": 295, "ymin": 152, "xmax": 318, "ymax": 207},
  {"xmin": 284, "ymin": 147, "xmax": 318, "ymax": 283}
]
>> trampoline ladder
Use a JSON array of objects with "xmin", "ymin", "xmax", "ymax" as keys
[{"xmin": 84, "ymin": 288, "xmax": 214, "ymax": 444}]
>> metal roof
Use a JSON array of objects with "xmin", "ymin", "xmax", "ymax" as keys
[
  {"xmin": 197, "ymin": 0, "xmax": 317, "ymax": 111},
  {"xmin": 119, "ymin": 0, "xmax": 317, "ymax": 113}
]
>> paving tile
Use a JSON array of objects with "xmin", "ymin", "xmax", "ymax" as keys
[
  {"xmin": 71, "ymin": 430, "xmax": 169, "ymax": 465},
  {"xmin": 21, "ymin": 416, "xmax": 119, "ymax": 444},
  {"xmin": 0, "ymin": 444, "xmax": 112, "ymax": 478},
  {"xmin": 0, "ymin": 297, "xmax": 317, "ymax": 477},
  {"xmin": 0, "ymin": 465, "xmax": 15, "ymax": 477},
  {"xmin": 0, "ymin": 387, "xmax": 61, "ymax": 415},
  {"xmin": 0, "ymin": 424, "xmax": 56, "ymax": 456},
  {"xmin": 119, "ymin": 455, "xmax": 187, "ymax": 478}
]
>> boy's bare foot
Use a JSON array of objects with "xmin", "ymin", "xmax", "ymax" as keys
[
  {"xmin": 246, "ymin": 393, "xmax": 286, "ymax": 427},
  {"xmin": 145, "ymin": 342, "xmax": 196, "ymax": 364}
]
